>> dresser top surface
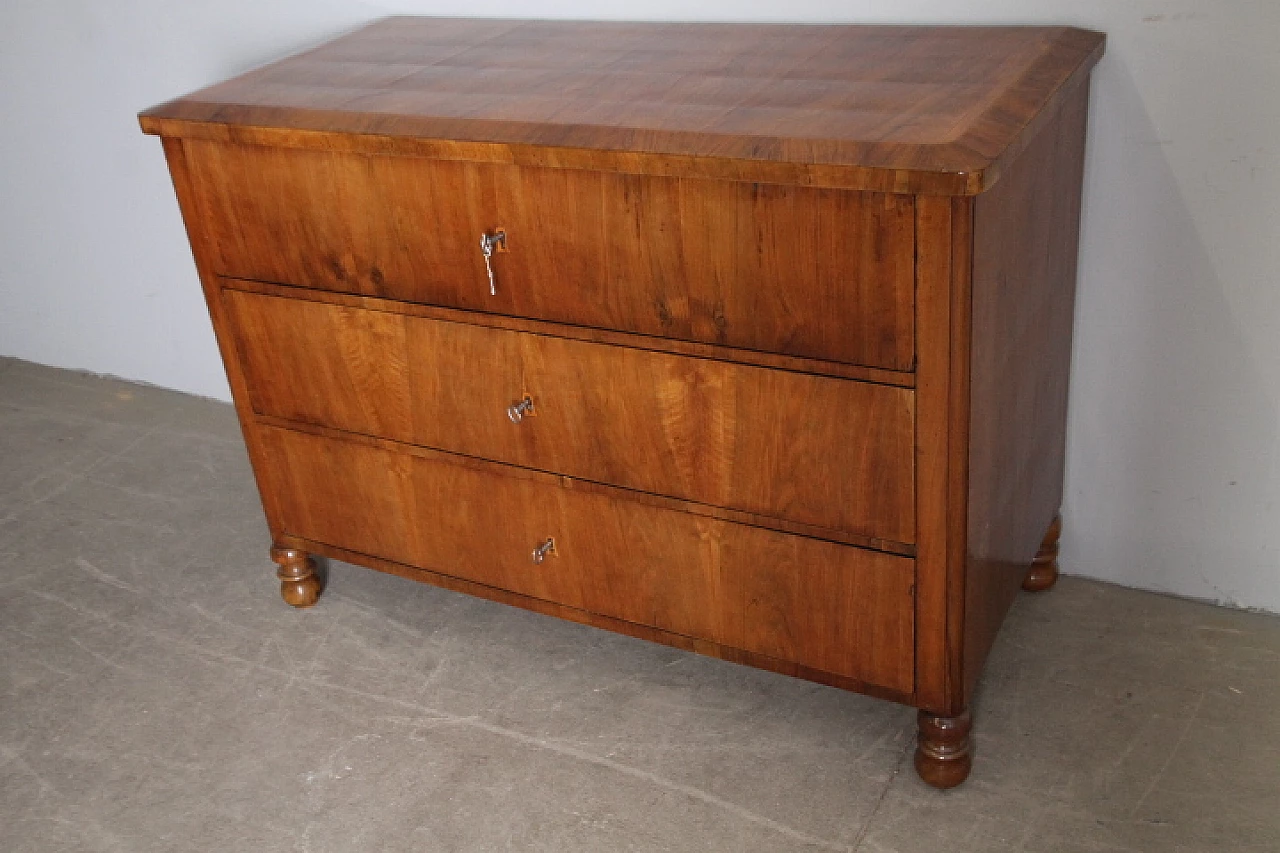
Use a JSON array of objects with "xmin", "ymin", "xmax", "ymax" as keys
[{"xmin": 140, "ymin": 17, "xmax": 1103, "ymax": 194}]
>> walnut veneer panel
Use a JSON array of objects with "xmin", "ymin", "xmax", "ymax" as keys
[
  {"xmin": 188, "ymin": 141, "xmax": 916, "ymax": 370},
  {"xmin": 960, "ymin": 83, "xmax": 1090, "ymax": 702},
  {"xmin": 140, "ymin": 18, "xmax": 1105, "ymax": 194},
  {"xmin": 223, "ymin": 288, "xmax": 915, "ymax": 543},
  {"xmin": 258, "ymin": 425, "xmax": 916, "ymax": 694}
]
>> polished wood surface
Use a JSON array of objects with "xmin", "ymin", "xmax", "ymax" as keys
[
  {"xmin": 142, "ymin": 18, "xmax": 1102, "ymax": 789},
  {"xmin": 914, "ymin": 710, "xmax": 973, "ymax": 790},
  {"xmin": 158, "ymin": 138, "xmax": 292, "ymax": 545},
  {"xmin": 961, "ymin": 83, "xmax": 1089, "ymax": 702},
  {"xmin": 187, "ymin": 141, "xmax": 916, "ymax": 370},
  {"xmin": 279, "ymin": 535, "xmax": 915, "ymax": 705},
  {"xmin": 269, "ymin": 544, "xmax": 322, "ymax": 607},
  {"xmin": 223, "ymin": 287, "xmax": 916, "ymax": 542},
  {"xmin": 912, "ymin": 193, "xmax": 969, "ymax": 717},
  {"xmin": 226, "ymin": 278, "xmax": 915, "ymax": 388},
  {"xmin": 140, "ymin": 18, "xmax": 1104, "ymax": 194},
  {"xmin": 257, "ymin": 415, "xmax": 917, "ymax": 557},
  {"xmin": 258, "ymin": 425, "xmax": 916, "ymax": 693},
  {"xmin": 909, "ymin": 79, "xmax": 1090, "ymax": 788},
  {"xmin": 1024, "ymin": 515, "xmax": 1063, "ymax": 592}
]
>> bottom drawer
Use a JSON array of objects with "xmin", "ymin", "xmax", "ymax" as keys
[{"xmin": 257, "ymin": 425, "xmax": 915, "ymax": 694}]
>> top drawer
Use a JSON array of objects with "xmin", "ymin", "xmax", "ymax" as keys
[{"xmin": 183, "ymin": 140, "xmax": 916, "ymax": 371}]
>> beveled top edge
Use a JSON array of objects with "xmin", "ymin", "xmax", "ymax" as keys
[{"xmin": 140, "ymin": 18, "xmax": 1105, "ymax": 194}]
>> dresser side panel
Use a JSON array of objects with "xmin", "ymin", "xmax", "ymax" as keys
[
  {"xmin": 962, "ymin": 80, "xmax": 1090, "ymax": 702},
  {"xmin": 158, "ymin": 137, "xmax": 288, "ymax": 540}
]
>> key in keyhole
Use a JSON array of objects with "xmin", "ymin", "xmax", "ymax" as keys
[{"xmin": 479, "ymin": 230, "xmax": 507, "ymax": 296}]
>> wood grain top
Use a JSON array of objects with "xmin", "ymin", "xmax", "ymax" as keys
[{"xmin": 140, "ymin": 18, "xmax": 1104, "ymax": 194}]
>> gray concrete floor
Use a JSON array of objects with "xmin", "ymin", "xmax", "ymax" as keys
[{"xmin": 1, "ymin": 355, "xmax": 1277, "ymax": 853}]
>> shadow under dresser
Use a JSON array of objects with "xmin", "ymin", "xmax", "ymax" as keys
[{"xmin": 140, "ymin": 17, "xmax": 1105, "ymax": 788}]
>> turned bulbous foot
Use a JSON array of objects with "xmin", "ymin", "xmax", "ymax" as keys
[
  {"xmin": 915, "ymin": 710, "xmax": 973, "ymax": 789},
  {"xmin": 270, "ymin": 545, "xmax": 322, "ymax": 608},
  {"xmin": 1023, "ymin": 514, "xmax": 1061, "ymax": 592}
]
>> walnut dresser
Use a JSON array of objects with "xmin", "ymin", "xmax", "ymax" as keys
[{"xmin": 140, "ymin": 18, "xmax": 1104, "ymax": 788}]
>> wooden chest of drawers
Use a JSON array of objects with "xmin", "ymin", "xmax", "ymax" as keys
[{"xmin": 141, "ymin": 18, "xmax": 1104, "ymax": 788}]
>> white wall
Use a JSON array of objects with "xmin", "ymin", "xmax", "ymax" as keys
[{"xmin": 2, "ymin": 1, "xmax": 1278, "ymax": 612}]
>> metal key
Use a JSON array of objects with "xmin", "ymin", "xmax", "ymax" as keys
[
  {"xmin": 479, "ymin": 230, "xmax": 507, "ymax": 296},
  {"xmin": 531, "ymin": 537, "xmax": 556, "ymax": 564}
]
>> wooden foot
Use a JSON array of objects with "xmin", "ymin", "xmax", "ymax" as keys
[
  {"xmin": 1023, "ymin": 514, "xmax": 1061, "ymax": 592},
  {"xmin": 914, "ymin": 710, "xmax": 972, "ymax": 789},
  {"xmin": 270, "ymin": 545, "xmax": 322, "ymax": 608}
]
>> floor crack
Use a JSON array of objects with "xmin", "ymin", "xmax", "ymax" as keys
[{"xmin": 851, "ymin": 722, "xmax": 911, "ymax": 851}]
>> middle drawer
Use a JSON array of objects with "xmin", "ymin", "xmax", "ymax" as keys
[{"xmin": 223, "ymin": 286, "xmax": 915, "ymax": 544}]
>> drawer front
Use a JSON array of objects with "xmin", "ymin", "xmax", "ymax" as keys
[
  {"xmin": 225, "ymin": 289, "xmax": 916, "ymax": 544},
  {"xmin": 257, "ymin": 425, "xmax": 915, "ymax": 693},
  {"xmin": 187, "ymin": 140, "xmax": 915, "ymax": 371}
]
